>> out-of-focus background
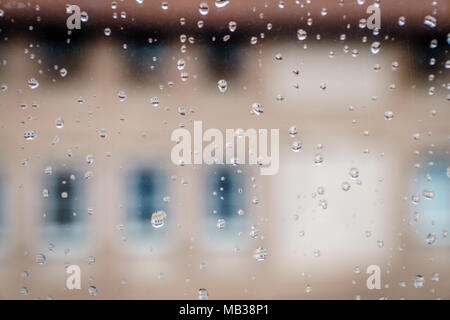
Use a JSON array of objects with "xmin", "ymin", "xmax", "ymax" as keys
[{"xmin": 0, "ymin": 0, "xmax": 448, "ymax": 299}]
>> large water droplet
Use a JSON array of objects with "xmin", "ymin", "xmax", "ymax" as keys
[
  {"xmin": 413, "ymin": 275, "xmax": 425, "ymax": 288},
  {"xmin": 151, "ymin": 210, "xmax": 167, "ymax": 228},
  {"xmin": 199, "ymin": 2, "xmax": 209, "ymax": 15},
  {"xmin": 217, "ymin": 79, "xmax": 228, "ymax": 93},
  {"xmin": 215, "ymin": 0, "xmax": 229, "ymax": 8},
  {"xmin": 297, "ymin": 29, "xmax": 307, "ymax": 41},
  {"xmin": 424, "ymin": 15, "xmax": 437, "ymax": 28}
]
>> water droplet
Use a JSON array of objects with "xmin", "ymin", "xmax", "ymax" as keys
[
  {"xmin": 24, "ymin": 131, "xmax": 38, "ymax": 141},
  {"xmin": 104, "ymin": 27, "xmax": 112, "ymax": 36},
  {"xmin": 215, "ymin": 0, "xmax": 229, "ymax": 8},
  {"xmin": 422, "ymin": 189, "xmax": 434, "ymax": 199},
  {"xmin": 314, "ymin": 154, "xmax": 324, "ymax": 165},
  {"xmin": 118, "ymin": 91, "xmax": 127, "ymax": 102},
  {"xmin": 88, "ymin": 286, "xmax": 98, "ymax": 296},
  {"xmin": 250, "ymin": 225, "xmax": 259, "ymax": 239},
  {"xmin": 349, "ymin": 168, "xmax": 359, "ymax": 179},
  {"xmin": 80, "ymin": 11, "xmax": 88, "ymax": 22},
  {"xmin": 216, "ymin": 218, "xmax": 226, "ymax": 230},
  {"xmin": 176, "ymin": 58, "xmax": 186, "ymax": 70},
  {"xmin": 20, "ymin": 287, "xmax": 29, "ymax": 296},
  {"xmin": 178, "ymin": 106, "xmax": 186, "ymax": 116},
  {"xmin": 228, "ymin": 21, "xmax": 237, "ymax": 32},
  {"xmin": 55, "ymin": 117, "xmax": 64, "ymax": 129},
  {"xmin": 291, "ymin": 141, "xmax": 303, "ymax": 152},
  {"xmin": 431, "ymin": 273, "xmax": 439, "ymax": 282},
  {"xmin": 198, "ymin": 288, "xmax": 208, "ymax": 300},
  {"xmin": 85, "ymin": 154, "xmax": 94, "ymax": 165},
  {"xmin": 426, "ymin": 233, "xmax": 436, "ymax": 245},
  {"xmin": 217, "ymin": 79, "xmax": 228, "ymax": 93},
  {"xmin": 384, "ymin": 111, "xmax": 394, "ymax": 120},
  {"xmin": 36, "ymin": 253, "xmax": 46, "ymax": 265},
  {"xmin": 251, "ymin": 102, "xmax": 264, "ymax": 115},
  {"xmin": 341, "ymin": 181, "xmax": 351, "ymax": 191},
  {"xmin": 253, "ymin": 247, "xmax": 268, "ymax": 261},
  {"xmin": 297, "ymin": 29, "xmax": 307, "ymax": 41},
  {"xmin": 288, "ymin": 126, "xmax": 298, "ymax": 137},
  {"xmin": 97, "ymin": 128, "xmax": 108, "ymax": 139},
  {"xmin": 318, "ymin": 199, "xmax": 328, "ymax": 209},
  {"xmin": 59, "ymin": 68, "xmax": 68, "ymax": 77},
  {"xmin": 199, "ymin": 2, "xmax": 209, "ymax": 15},
  {"xmin": 27, "ymin": 78, "xmax": 39, "ymax": 89},
  {"xmin": 305, "ymin": 284, "xmax": 312, "ymax": 293},
  {"xmin": 151, "ymin": 96, "xmax": 160, "ymax": 107},
  {"xmin": 151, "ymin": 210, "xmax": 167, "ymax": 228},
  {"xmin": 424, "ymin": 15, "xmax": 437, "ymax": 28},
  {"xmin": 180, "ymin": 71, "xmax": 189, "ymax": 81},
  {"xmin": 413, "ymin": 275, "xmax": 425, "ymax": 288},
  {"xmin": 370, "ymin": 41, "xmax": 381, "ymax": 54}
]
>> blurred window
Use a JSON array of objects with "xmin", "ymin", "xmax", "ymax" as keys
[
  {"xmin": 42, "ymin": 170, "xmax": 85, "ymax": 241},
  {"xmin": 207, "ymin": 166, "xmax": 246, "ymax": 237},
  {"xmin": 128, "ymin": 168, "xmax": 168, "ymax": 237},
  {"xmin": 415, "ymin": 157, "xmax": 450, "ymax": 247}
]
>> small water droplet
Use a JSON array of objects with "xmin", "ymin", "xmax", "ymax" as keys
[
  {"xmin": 24, "ymin": 130, "xmax": 38, "ymax": 141},
  {"xmin": 341, "ymin": 181, "xmax": 351, "ymax": 191},
  {"xmin": 55, "ymin": 117, "xmax": 64, "ymax": 129},
  {"xmin": 253, "ymin": 247, "xmax": 268, "ymax": 261},
  {"xmin": 88, "ymin": 286, "xmax": 98, "ymax": 296},
  {"xmin": 216, "ymin": 218, "xmax": 226, "ymax": 230},
  {"xmin": 198, "ymin": 288, "xmax": 209, "ymax": 300},
  {"xmin": 384, "ymin": 111, "xmax": 394, "ymax": 120},
  {"xmin": 426, "ymin": 233, "xmax": 436, "ymax": 245},
  {"xmin": 36, "ymin": 253, "xmax": 46, "ymax": 265}
]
